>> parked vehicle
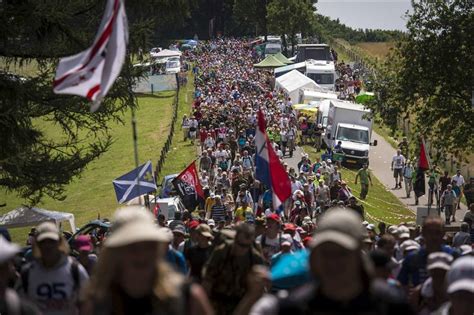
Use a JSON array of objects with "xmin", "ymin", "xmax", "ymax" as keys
[
  {"xmin": 321, "ymin": 100, "xmax": 377, "ymax": 166},
  {"xmin": 165, "ymin": 58, "xmax": 181, "ymax": 74},
  {"xmin": 67, "ymin": 219, "xmax": 111, "ymax": 248},
  {"xmin": 298, "ymin": 88, "xmax": 338, "ymax": 104},
  {"xmin": 305, "ymin": 60, "xmax": 336, "ymax": 91},
  {"xmin": 265, "ymin": 42, "xmax": 282, "ymax": 56},
  {"xmin": 296, "ymin": 44, "xmax": 333, "ymax": 63},
  {"xmin": 158, "ymin": 173, "xmax": 179, "ymax": 198},
  {"xmin": 151, "ymin": 196, "xmax": 187, "ymax": 221}
]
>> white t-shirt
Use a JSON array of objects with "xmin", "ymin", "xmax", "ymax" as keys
[
  {"xmin": 452, "ymin": 174, "xmax": 465, "ymax": 186},
  {"xmin": 392, "ymin": 154, "xmax": 405, "ymax": 169},
  {"xmin": 24, "ymin": 256, "xmax": 89, "ymax": 315}
]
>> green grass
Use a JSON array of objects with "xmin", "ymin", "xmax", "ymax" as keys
[
  {"xmin": 1, "ymin": 93, "xmax": 177, "ymax": 242},
  {"xmin": 156, "ymin": 71, "xmax": 197, "ymax": 182},
  {"xmin": 355, "ymin": 42, "xmax": 395, "ymax": 62},
  {"xmin": 303, "ymin": 146, "xmax": 416, "ymax": 225},
  {"xmin": 373, "ymin": 120, "xmax": 401, "ymax": 150}
]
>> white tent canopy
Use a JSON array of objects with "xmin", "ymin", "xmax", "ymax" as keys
[
  {"xmin": 0, "ymin": 206, "xmax": 76, "ymax": 232},
  {"xmin": 275, "ymin": 70, "xmax": 322, "ymax": 102},
  {"xmin": 153, "ymin": 49, "xmax": 182, "ymax": 58}
]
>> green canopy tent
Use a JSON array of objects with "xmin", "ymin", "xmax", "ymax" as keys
[
  {"xmin": 254, "ymin": 55, "xmax": 286, "ymax": 69},
  {"xmin": 273, "ymin": 52, "xmax": 294, "ymax": 64}
]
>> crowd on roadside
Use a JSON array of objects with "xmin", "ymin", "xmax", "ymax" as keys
[{"xmin": 1, "ymin": 38, "xmax": 473, "ymax": 315}]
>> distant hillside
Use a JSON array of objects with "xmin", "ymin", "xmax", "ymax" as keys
[{"xmin": 315, "ymin": 14, "xmax": 405, "ymax": 43}]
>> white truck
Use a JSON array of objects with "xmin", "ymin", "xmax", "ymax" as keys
[
  {"xmin": 321, "ymin": 100, "xmax": 377, "ymax": 166},
  {"xmin": 305, "ymin": 60, "xmax": 336, "ymax": 91}
]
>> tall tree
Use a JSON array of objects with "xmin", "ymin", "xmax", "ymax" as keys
[
  {"xmin": 0, "ymin": 1, "xmax": 186, "ymax": 204},
  {"xmin": 267, "ymin": 0, "xmax": 317, "ymax": 54},
  {"xmin": 369, "ymin": 0, "xmax": 474, "ymax": 159}
]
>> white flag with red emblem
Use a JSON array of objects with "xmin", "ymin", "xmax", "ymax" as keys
[{"xmin": 53, "ymin": 0, "xmax": 128, "ymax": 112}]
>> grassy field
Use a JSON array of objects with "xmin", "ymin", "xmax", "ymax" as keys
[
  {"xmin": 156, "ymin": 72, "xmax": 197, "ymax": 182},
  {"xmin": 355, "ymin": 42, "xmax": 395, "ymax": 61},
  {"xmin": 1, "ymin": 92, "xmax": 177, "ymax": 242},
  {"xmin": 302, "ymin": 146, "xmax": 416, "ymax": 225}
]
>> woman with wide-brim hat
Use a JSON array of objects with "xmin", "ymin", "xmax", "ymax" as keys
[{"xmin": 81, "ymin": 206, "xmax": 213, "ymax": 315}]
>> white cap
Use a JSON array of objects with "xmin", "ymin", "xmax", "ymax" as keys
[
  {"xmin": 400, "ymin": 239, "xmax": 420, "ymax": 253},
  {"xmin": 447, "ymin": 256, "xmax": 474, "ymax": 294},
  {"xmin": 0, "ymin": 236, "xmax": 20, "ymax": 264},
  {"xmin": 281, "ymin": 234, "xmax": 293, "ymax": 247}
]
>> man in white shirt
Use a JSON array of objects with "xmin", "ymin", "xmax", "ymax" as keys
[
  {"xmin": 19, "ymin": 222, "xmax": 89, "ymax": 315},
  {"xmin": 452, "ymin": 169, "xmax": 465, "ymax": 210},
  {"xmin": 391, "ymin": 149, "xmax": 406, "ymax": 189}
]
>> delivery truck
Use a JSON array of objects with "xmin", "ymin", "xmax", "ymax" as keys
[{"xmin": 321, "ymin": 100, "xmax": 377, "ymax": 166}]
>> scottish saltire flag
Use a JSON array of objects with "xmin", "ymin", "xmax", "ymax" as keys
[
  {"xmin": 53, "ymin": 0, "xmax": 128, "ymax": 112},
  {"xmin": 113, "ymin": 161, "xmax": 157, "ymax": 204},
  {"xmin": 255, "ymin": 110, "xmax": 291, "ymax": 210}
]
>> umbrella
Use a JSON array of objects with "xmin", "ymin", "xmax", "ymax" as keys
[
  {"xmin": 271, "ymin": 249, "xmax": 311, "ymax": 290},
  {"xmin": 355, "ymin": 92, "xmax": 375, "ymax": 104}
]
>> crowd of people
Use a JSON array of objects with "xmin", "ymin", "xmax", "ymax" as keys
[{"xmin": 1, "ymin": 38, "xmax": 473, "ymax": 315}]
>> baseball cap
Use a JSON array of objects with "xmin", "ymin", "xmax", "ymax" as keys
[
  {"xmin": 188, "ymin": 220, "xmax": 200, "ymax": 230},
  {"xmin": 207, "ymin": 219, "xmax": 216, "ymax": 227},
  {"xmin": 266, "ymin": 213, "xmax": 280, "ymax": 222},
  {"xmin": 105, "ymin": 206, "xmax": 169, "ymax": 248},
  {"xmin": 302, "ymin": 216, "xmax": 313, "ymax": 225},
  {"xmin": 387, "ymin": 225, "xmax": 399, "ymax": 235},
  {"xmin": 427, "ymin": 252, "xmax": 453, "ymax": 271},
  {"xmin": 362, "ymin": 221, "xmax": 369, "ymax": 227},
  {"xmin": 400, "ymin": 239, "xmax": 420, "ymax": 253},
  {"xmin": 36, "ymin": 222, "xmax": 60, "ymax": 242},
  {"xmin": 446, "ymin": 256, "xmax": 474, "ymax": 294},
  {"xmin": 366, "ymin": 224, "xmax": 376, "ymax": 231},
  {"xmin": 172, "ymin": 225, "xmax": 186, "ymax": 235},
  {"xmin": 399, "ymin": 232, "xmax": 410, "ymax": 239},
  {"xmin": 196, "ymin": 224, "xmax": 214, "ymax": 239},
  {"xmin": 75, "ymin": 235, "xmax": 93, "ymax": 252},
  {"xmin": 283, "ymin": 223, "xmax": 297, "ymax": 232},
  {"xmin": 310, "ymin": 208, "xmax": 365, "ymax": 250},
  {"xmin": 0, "ymin": 236, "xmax": 20, "ymax": 264}
]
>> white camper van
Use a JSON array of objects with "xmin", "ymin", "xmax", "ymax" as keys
[{"xmin": 305, "ymin": 60, "xmax": 336, "ymax": 91}]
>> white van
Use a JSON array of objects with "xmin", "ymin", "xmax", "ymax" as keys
[
  {"xmin": 305, "ymin": 60, "xmax": 336, "ymax": 91},
  {"xmin": 152, "ymin": 196, "xmax": 186, "ymax": 221},
  {"xmin": 165, "ymin": 58, "xmax": 181, "ymax": 74}
]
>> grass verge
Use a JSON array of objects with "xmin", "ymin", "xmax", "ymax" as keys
[
  {"xmin": 302, "ymin": 145, "xmax": 415, "ymax": 225},
  {"xmin": 156, "ymin": 71, "xmax": 197, "ymax": 182},
  {"xmin": 1, "ymin": 93, "xmax": 176, "ymax": 242}
]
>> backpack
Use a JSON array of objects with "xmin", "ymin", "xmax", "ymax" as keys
[{"xmin": 21, "ymin": 257, "xmax": 81, "ymax": 294}]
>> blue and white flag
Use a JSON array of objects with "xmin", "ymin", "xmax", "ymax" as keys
[{"xmin": 113, "ymin": 161, "xmax": 156, "ymax": 204}]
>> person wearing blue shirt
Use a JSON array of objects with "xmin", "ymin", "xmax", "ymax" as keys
[
  {"xmin": 165, "ymin": 246, "xmax": 188, "ymax": 275},
  {"xmin": 397, "ymin": 216, "xmax": 455, "ymax": 288}
]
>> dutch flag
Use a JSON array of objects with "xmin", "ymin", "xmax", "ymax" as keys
[{"xmin": 255, "ymin": 110, "xmax": 291, "ymax": 211}]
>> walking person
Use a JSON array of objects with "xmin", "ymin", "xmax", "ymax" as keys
[
  {"xmin": 81, "ymin": 206, "xmax": 213, "ymax": 315},
  {"xmin": 441, "ymin": 184, "xmax": 457, "ymax": 224},
  {"xmin": 355, "ymin": 163, "xmax": 372, "ymax": 200},
  {"xmin": 391, "ymin": 149, "xmax": 406, "ymax": 189},
  {"xmin": 403, "ymin": 160, "xmax": 414, "ymax": 198},
  {"xmin": 452, "ymin": 169, "xmax": 465, "ymax": 210},
  {"xmin": 182, "ymin": 114, "xmax": 190, "ymax": 141}
]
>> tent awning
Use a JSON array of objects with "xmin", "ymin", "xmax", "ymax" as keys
[
  {"xmin": 0, "ymin": 206, "xmax": 76, "ymax": 232},
  {"xmin": 153, "ymin": 49, "xmax": 182, "ymax": 58},
  {"xmin": 272, "ymin": 52, "xmax": 294, "ymax": 64},
  {"xmin": 254, "ymin": 55, "xmax": 286, "ymax": 68}
]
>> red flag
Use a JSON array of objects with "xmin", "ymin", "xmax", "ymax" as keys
[
  {"xmin": 172, "ymin": 161, "xmax": 204, "ymax": 210},
  {"xmin": 418, "ymin": 138, "xmax": 430, "ymax": 171}
]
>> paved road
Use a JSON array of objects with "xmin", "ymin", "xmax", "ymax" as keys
[
  {"xmin": 286, "ymin": 135, "xmax": 467, "ymax": 226},
  {"xmin": 369, "ymin": 131, "xmax": 467, "ymax": 225}
]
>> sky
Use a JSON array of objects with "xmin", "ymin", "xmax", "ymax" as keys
[{"xmin": 316, "ymin": 0, "xmax": 413, "ymax": 31}]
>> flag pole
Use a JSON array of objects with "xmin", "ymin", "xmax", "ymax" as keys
[{"xmin": 126, "ymin": 55, "xmax": 141, "ymax": 205}]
